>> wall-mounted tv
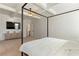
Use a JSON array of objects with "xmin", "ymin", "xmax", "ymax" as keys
[{"xmin": 6, "ymin": 22, "xmax": 20, "ymax": 29}]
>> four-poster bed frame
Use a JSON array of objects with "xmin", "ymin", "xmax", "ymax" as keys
[{"xmin": 21, "ymin": 3, "xmax": 79, "ymax": 56}]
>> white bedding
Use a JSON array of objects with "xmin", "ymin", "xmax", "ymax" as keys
[{"xmin": 20, "ymin": 37, "xmax": 69, "ymax": 56}]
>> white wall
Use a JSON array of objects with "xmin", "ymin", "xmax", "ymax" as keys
[
  {"xmin": 0, "ymin": 13, "xmax": 35, "ymax": 41},
  {"xmin": 49, "ymin": 10, "xmax": 79, "ymax": 41},
  {"xmin": 32, "ymin": 17, "xmax": 47, "ymax": 39},
  {"xmin": 0, "ymin": 13, "xmax": 21, "ymax": 40}
]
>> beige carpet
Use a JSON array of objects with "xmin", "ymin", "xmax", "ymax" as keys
[{"xmin": 0, "ymin": 37, "xmax": 34, "ymax": 56}]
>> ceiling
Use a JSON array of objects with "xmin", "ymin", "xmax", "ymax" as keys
[
  {"xmin": 0, "ymin": 3, "xmax": 79, "ymax": 19},
  {"xmin": 0, "ymin": 3, "xmax": 58, "ymax": 18},
  {"xmin": 24, "ymin": 3, "xmax": 58, "ymax": 16}
]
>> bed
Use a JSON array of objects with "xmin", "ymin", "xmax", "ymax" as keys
[
  {"xmin": 21, "ymin": 3, "xmax": 79, "ymax": 56},
  {"xmin": 20, "ymin": 37, "xmax": 71, "ymax": 56}
]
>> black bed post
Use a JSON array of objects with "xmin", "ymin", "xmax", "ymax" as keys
[
  {"xmin": 47, "ymin": 17, "xmax": 49, "ymax": 37},
  {"xmin": 21, "ymin": 5, "xmax": 24, "ymax": 56},
  {"xmin": 21, "ymin": 3, "xmax": 27, "ymax": 56},
  {"xmin": 21, "ymin": 6, "xmax": 23, "ymax": 46}
]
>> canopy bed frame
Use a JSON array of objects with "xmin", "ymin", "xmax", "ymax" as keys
[{"xmin": 21, "ymin": 3, "xmax": 79, "ymax": 56}]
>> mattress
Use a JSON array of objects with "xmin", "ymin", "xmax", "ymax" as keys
[{"xmin": 20, "ymin": 37, "xmax": 68, "ymax": 56}]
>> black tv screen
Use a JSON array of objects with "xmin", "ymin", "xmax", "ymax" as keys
[{"xmin": 6, "ymin": 22, "xmax": 15, "ymax": 29}]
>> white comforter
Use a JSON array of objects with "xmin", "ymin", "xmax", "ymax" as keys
[{"xmin": 20, "ymin": 37, "xmax": 68, "ymax": 56}]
